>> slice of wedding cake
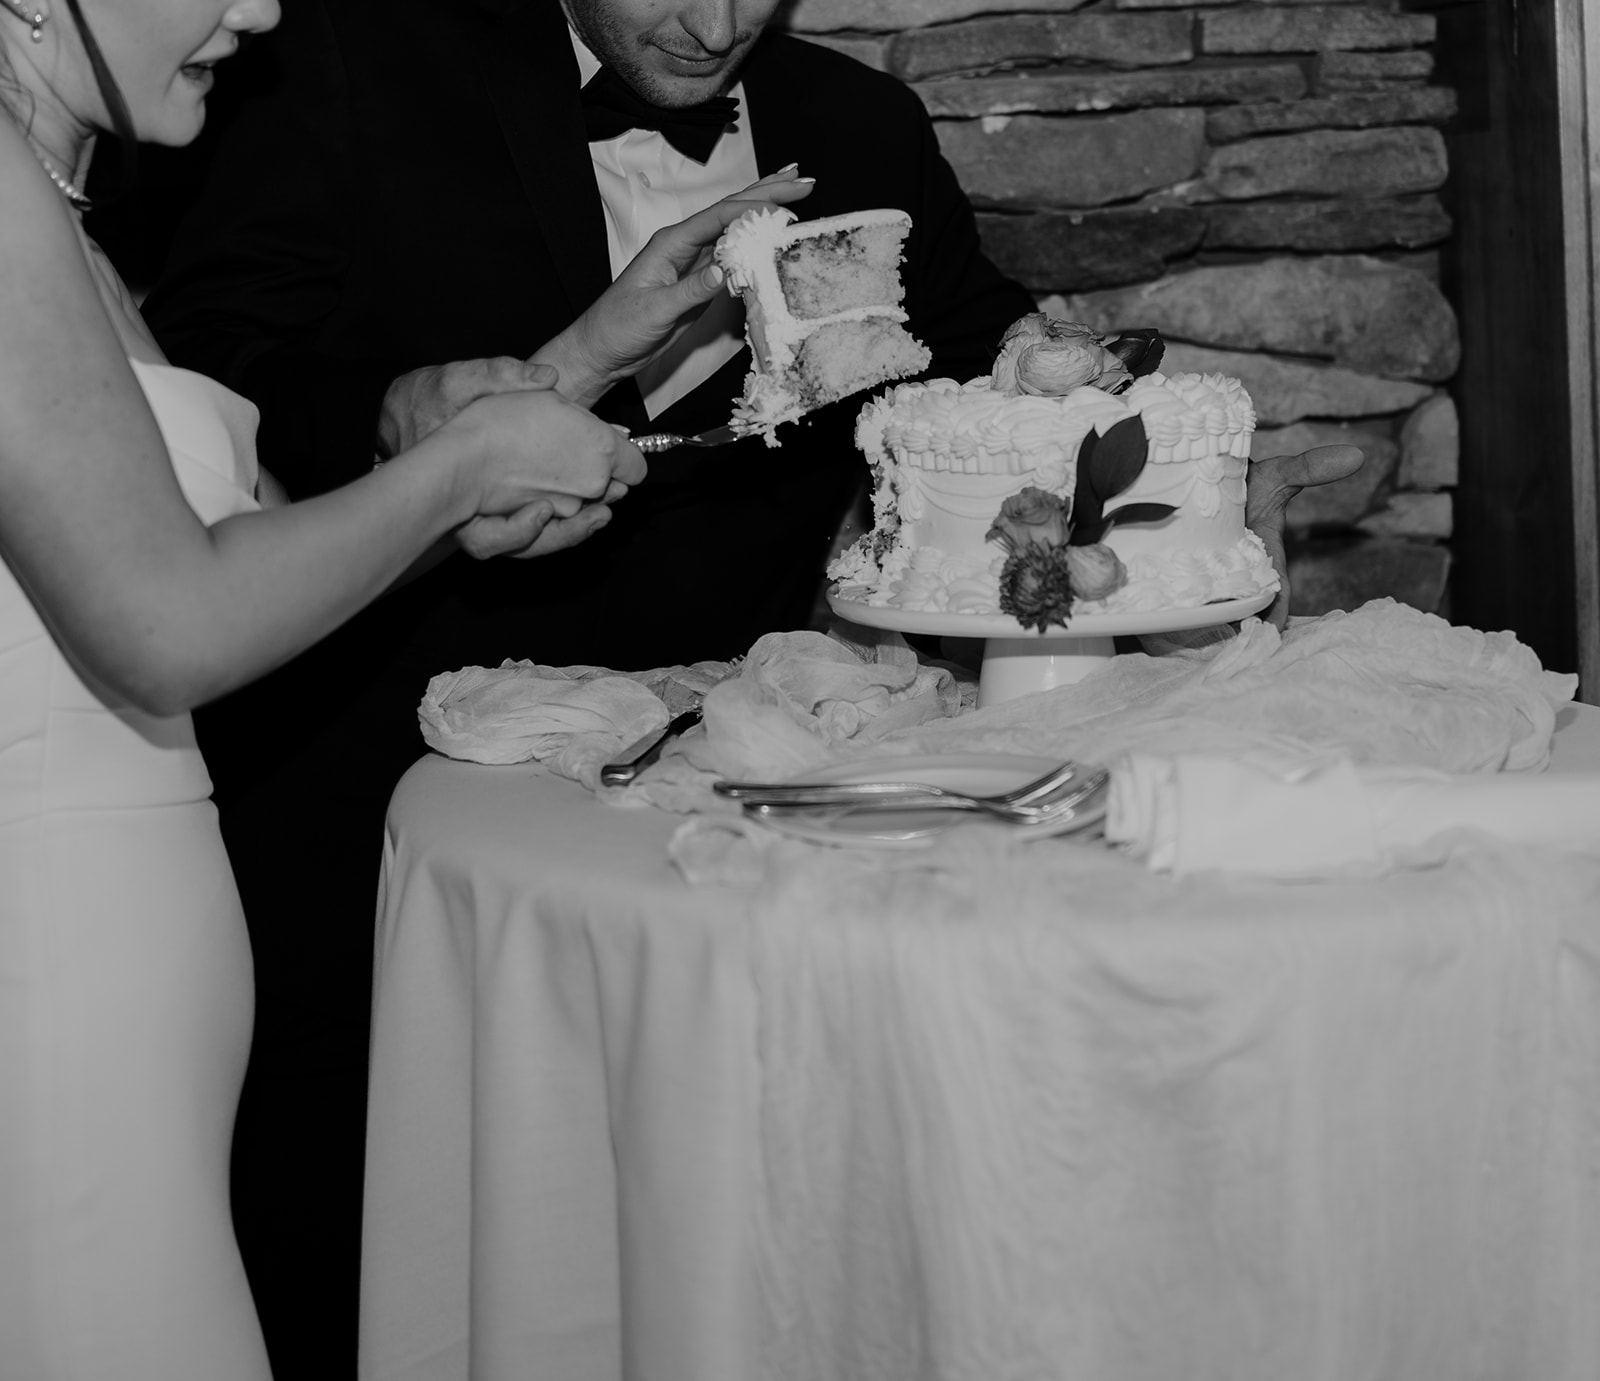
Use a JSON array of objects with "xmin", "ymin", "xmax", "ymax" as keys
[
  {"xmin": 828, "ymin": 313, "xmax": 1279, "ymax": 630},
  {"xmin": 716, "ymin": 207, "xmax": 931, "ymax": 444}
]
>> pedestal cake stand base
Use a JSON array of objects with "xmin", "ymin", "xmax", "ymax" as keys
[{"xmin": 826, "ymin": 590, "xmax": 1276, "ymax": 707}]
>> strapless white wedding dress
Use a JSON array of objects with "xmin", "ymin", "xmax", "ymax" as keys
[{"xmin": 0, "ymin": 362, "xmax": 273, "ymax": 1380}]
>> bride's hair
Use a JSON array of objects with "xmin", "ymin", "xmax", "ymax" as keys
[{"xmin": 0, "ymin": 0, "xmax": 137, "ymax": 178}]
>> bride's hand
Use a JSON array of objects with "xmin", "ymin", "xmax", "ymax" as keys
[
  {"xmin": 446, "ymin": 387, "xmax": 645, "ymax": 528},
  {"xmin": 534, "ymin": 166, "xmax": 815, "ymax": 407}
]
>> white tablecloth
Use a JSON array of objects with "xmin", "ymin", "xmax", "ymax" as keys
[{"xmin": 360, "ymin": 704, "xmax": 1600, "ymax": 1381}]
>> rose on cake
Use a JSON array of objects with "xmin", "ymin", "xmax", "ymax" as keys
[
  {"xmin": 986, "ymin": 485, "xmax": 1071, "ymax": 550},
  {"xmin": 990, "ymin": 314, "xmax": 1131, "ymax": 398}
]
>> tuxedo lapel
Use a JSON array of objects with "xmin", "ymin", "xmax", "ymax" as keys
[
  {"xmin": 742, "ymin": 42, "xmax": 811, "ymax": 182},
  {"xmin": 474, "ymin": 0, "xmax": 613, "ymax": 325},
  {"xmin": 740, "ymin": 41, "xmax": 867, "ymax": 222}
]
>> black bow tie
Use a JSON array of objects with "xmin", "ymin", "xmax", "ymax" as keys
[{"xmin": 579, "ymin": 66, "xmax": 738, "ymax": 163}]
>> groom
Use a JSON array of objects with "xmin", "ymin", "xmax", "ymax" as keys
[
  {"xmin": 143, "ymin": 0, "xmax": 1356, "ymax": 1374},
  {"xmin": 143, "ymin": 3, "xmax": 1035, "ymax": 1374}
]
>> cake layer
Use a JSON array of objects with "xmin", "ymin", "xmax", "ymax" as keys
[
  {"xmin": 791, "ymin": 319, "xmax": 932, "ymax": 413},
  {"xmin": 718, "ymin": 207, "xmax": 918, "ymax": 374},
  {"xmin": 831, "ymin": 367, "xmax": 1276, "ymax": 618},
  {"xmin": 717, "ymin": 206, "xmax": 931, "ymax": 445},
  {"xmin": 778, "ymin": 222, "xmax": 910, "ymax": 319},
  {"xmin": 860, "ymin": 372, "xmax": 1254, "ymax": 479}
]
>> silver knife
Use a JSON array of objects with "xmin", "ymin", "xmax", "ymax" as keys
[{"xmin": 599, "ymin": 708, "xmax": 702, "ymax": 787}]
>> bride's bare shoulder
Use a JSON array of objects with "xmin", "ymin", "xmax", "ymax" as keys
[
  {"xmin": 0, "ymin": 118, "xmax": 88, "ymax": 250},
  {"xmin": 0, "ymin": 120, "xmax": 117, "ymax": 344}
]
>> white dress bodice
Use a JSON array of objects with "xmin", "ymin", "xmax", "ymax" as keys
[{"xmin": 0, "ymin": 360, "xmax": 261, "ymax": 817}]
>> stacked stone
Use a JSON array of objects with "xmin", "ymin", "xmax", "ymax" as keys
[{"xmin": 786, "ymin": 0, "xmax": 1460, "ymax": 617}]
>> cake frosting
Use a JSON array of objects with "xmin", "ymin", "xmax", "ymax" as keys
[
  {"xmin": 716, "ymin": 207, "xmax": 932, "ymax": 443},
  {"xmin": 829, "ymin": 347, "xmax": 1279, "ymax": 619}
]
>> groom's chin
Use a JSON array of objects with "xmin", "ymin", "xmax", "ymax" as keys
[{"xmin": 630, "ymin": 48, "xmax": 748, "ymax": 107}]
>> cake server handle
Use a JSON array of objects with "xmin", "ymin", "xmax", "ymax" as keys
[
  {"xmin": 598, "ymin": 708, "xmax": 703, "ymax": 787},
  {"xmin": 631, "ymin": 425, "xmax": 745, "ymax": 454}
]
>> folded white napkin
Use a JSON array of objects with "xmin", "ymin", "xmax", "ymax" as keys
[
  {"xmin": 418, "ymin": 661, "xmax": 670, "ymax": 778},
  {"xmin": 622, "ymin": 629, "xmax": 965, "ymax": 813},
  {"xmin": 1107, "ymin": 751, "xmax": 1600, "ymax": 877},
  {"xmin": 415, "ymin": 636, "xmax": 958, "ymax": 798}
]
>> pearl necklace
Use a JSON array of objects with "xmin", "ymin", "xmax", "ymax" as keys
[{"xmin": 29, "ymin": 144, "xmax": 91, "ymax": 211}]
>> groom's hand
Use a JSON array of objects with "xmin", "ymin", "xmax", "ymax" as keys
[
  {"xmin": 377, "ymin": 357, "xmax": 558, "ymax": 460},
  {"xmin": 456, "ymin": 498, "xmax": 616, "ymax": 560},
  {"xmin": 1246, "ymin": 444, "xmax": 1365, "ymax": 629}
]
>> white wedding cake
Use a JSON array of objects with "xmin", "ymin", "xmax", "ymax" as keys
[{"xmin": 828, "ymin": 314, "xmax": 1278, "ymax": 626}]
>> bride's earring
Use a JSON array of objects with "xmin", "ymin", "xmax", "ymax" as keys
[{"xmin": 5, "ymin": 0, "xmax": 47, "ymax": 41}]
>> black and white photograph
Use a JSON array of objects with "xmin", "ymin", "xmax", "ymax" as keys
[{"xmin": 3, "ymin": 0, "xmax": 1600, "ymax": 1377}]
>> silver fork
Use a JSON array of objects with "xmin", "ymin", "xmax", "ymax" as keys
[
  {"xmin": 714, "ymin": 759, "xmax": 1084, "ymax": 811},
  {"xmin": 749, "ymin": 767, "xmax": 1109, "ymax": 828},
  {"xmin": 724, "ymin": 763, "xmax": 1107, "ymax": 824},
  {"xmin": 630, "ymin": 424, "xmax": 746, "ymax": 454}
]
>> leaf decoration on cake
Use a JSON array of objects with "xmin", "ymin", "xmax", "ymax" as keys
[
  {"xmin": 1068, "ymin": 416, "xmax": 1151, "ymax": 546},
  {"xmin": 1100, "ymin": 501, "xmax": 1178, "ymax": 531},
  {"xmin": 1105, "ymin": 329, "xmax": 1165, "ymax": 381}
]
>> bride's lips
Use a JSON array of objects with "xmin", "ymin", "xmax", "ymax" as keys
[{"xmin": 180, "ymin": 42, "xmax": 236, "ymax": 88}]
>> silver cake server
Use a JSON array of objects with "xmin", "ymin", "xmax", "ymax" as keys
[
  {"xmin": 630, "ymin": 424, "xmax": 746, "ymax": 454},
  {"xmin": 599, "ymin": 708, "xmax": 703, "ymax": 787}
]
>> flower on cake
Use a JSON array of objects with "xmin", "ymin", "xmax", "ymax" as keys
[
  {"xmin": 990, "ymin": 314, "xmax": 1170, "ymax": 402},
  {"xmin": 991, "ymin": 315, "xmax": 1131, "ymax": 398},
  {"xmin": 1064, "ymin": 544, "xmax": 1126, "ymax": 602},
  {"xmin": 984, "ymin": 486, "xmax": 1130, "ymax": 633},
  {"xmin": 985, "ymin": 486, "xmax": 1071, "ymax": 551},
  {"xmin": 995, "ymin": 543, "xmax": 1080, "ymax": 631}
]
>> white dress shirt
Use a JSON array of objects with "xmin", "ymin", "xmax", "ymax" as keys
[{"xmin": 569, "ymin": 28, "xmax": 759, "ymax": 418}]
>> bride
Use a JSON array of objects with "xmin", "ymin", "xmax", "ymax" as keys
[{"xmin": 0, "ymin": 0, "xmax": 807, "ymax": 1375}]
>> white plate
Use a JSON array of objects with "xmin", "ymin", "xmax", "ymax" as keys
[
  {"xmin": 826, "ymin": 589, "xmax": 1274, "ymax": 640},
  {"xmin": 746, "ymin": 753, "xmax": 1106, "ymax": 850}
]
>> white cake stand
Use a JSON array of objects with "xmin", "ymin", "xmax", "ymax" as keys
[{"xmin": 827, "ymin": 589, "xmax": 1275, "ymax": 707}]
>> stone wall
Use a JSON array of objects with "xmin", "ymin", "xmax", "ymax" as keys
[{"xmin": 783, "ymin": 0, "xmax": 1461, "ymax": 617}]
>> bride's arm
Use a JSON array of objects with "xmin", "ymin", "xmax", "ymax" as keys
[{"xmin": 0, "ymin": 138, "xmax": 640, "ymax": 717}]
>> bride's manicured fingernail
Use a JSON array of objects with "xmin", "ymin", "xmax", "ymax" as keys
[{"xmin": 776, "ymin": 162, "xmax": 799, "ymax": 174}]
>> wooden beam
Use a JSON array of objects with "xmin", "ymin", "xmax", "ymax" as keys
[
  {"xmin": 1557, "ymin": 0, "xmax": 1600, "ymax": 702},
  {"xmin": 1443, "ymin": 0, "xmax": 1581, "ymax": 678}
]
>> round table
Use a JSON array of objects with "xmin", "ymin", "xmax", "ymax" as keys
[{"xmin": 360, "ymin": 705, "xmax": 1600, "ymax": 1381}]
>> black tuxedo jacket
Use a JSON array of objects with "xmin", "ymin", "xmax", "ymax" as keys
[
  {"xmin": 141, "ymin": 1, "xmax": 1037, "ymax": 857},
  {"xmin": 146, "ymin": 0, "xmax": 1030, "ymax": 675}
]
